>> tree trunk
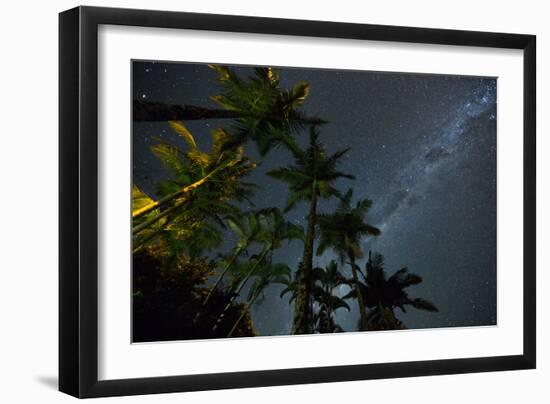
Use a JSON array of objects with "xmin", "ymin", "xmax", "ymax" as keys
[
  {"xmin": 132, "ymin": 160, "xmax": 236, "ymax": 236},
  {"xmin": 133, "ymin": 210, "xmax": 202, "ymax": 252},
  {"xmin": 291, "ymin": 181, "xmax": 317, "ymax": 335},
  {"xmin": 227, "ymin": 282, "xmax": 263, "ymax": 337},
  {"xmin": 327, "ymin": 285, "xmax": 333, "ymax": 333},
  {"xmin": 133, "ymin": 100, "xmax": 249, "ymax": 122},
  {"xmin": 132, "ymin": 160, "xmax": 232, "ymax": 220},
  {"xmin": 350, "ymin": 255, "xmax": 369, "ymax": 331},
  {"xmin": 202, "ymin": 246, "xmax": 244, "ymax": 306},
  {"xmin": 132, "ymin": 199, "xmax": 182, "ymax": 235},
  {"xmin": 133, "ymin": 100, "xmax": 324, "ymax": 125},
  {"xmin": 213, "ymin": 247, "xmax": 270, "ymax": 332}
]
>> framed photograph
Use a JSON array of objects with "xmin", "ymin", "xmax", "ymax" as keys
[{"xmin": 59, "ymin": 6, "xmax": 536, "ymax": 398}]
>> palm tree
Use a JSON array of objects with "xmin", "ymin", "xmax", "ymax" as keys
[
  {"xmin": 280, "ymin": 261, "xmax": 349, "ymax": 333},
  {"xmin": 311, "ymin": 261, "xmax": 350, "ymax": 333},
  {"xmin": 202, "ymin": 212, "xmax": 265, "ymax": 305},
  {"xmin": 132, "ymin": 122, "xmax": 257, "ymax": 256},
  {"xmin": 208, "ymin": 65, "xmax": 325, "ymax": 155},
  {"xmin": 227, "ymin": 261, "xmax": 292, "ymax": 337},
  {"xmin": 133, "ymin": 122, "xmax": 254, "ymax": 220},
  {"xmin": 357, "ymin": 251, "xmax": 439, "ymax": 330},
  {"xmin": 212, "ymin": 208, "xmax": 304, "ymax": 331},
  {"xmin": 278, "ymin": 265, "xmax": 302, "ymax": 305},
  {"xmin": 316, "ymin": 188, "xmax": 380, "ymax": 331},
  {"xmin": 268, "ymin": 126, "xmax": 354, "ymax": 334},
  {"xmin": 134, "ymin": 66, "xmax": 325, "ymax": 156}
]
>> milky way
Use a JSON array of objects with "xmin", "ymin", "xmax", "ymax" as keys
[{"xmin": 133, "ymin": 61, "xmax": 497, "ymax": 334}]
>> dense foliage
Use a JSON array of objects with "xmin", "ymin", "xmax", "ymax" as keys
[{"xmin": 132, "ymin": 65, "xmax": 437, "ymax": 341}]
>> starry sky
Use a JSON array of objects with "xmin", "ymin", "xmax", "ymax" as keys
[{"xmin": 132, "ymin": 60, "xmax": 497, "ymax": 334}]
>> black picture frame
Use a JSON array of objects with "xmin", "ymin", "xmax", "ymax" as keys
[{"xmin": 59, "ymin": 5, "xmax": 536, "ymax": 398}]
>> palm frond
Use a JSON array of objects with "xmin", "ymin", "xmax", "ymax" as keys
[
  {"xmin": 169, "ymin": 121, "xmax": 197, "ymax": 149},
  {"xmin": 410, "ymin": 298, "xmax": 438, "ymax": 312},
  {"xmin": 388, "ymin": 267, "xmax": 423, "ymax": 287},
  {"xmin": 266, "ymin": 166, "xmax": 311, "ymax": 185},
  {"xmin": 282, "ymin": 189, "xmax": 310, "ymax": 212}
]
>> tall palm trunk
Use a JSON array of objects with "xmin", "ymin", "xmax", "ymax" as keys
[
  {"xmin": 132, "ymin": 159, "xmax": 232, "ymax": 221},
  {"xmin": 134, "ymin": 100, "xmax": 254, "ymax": 122},
  {"xmin": 193, "ymin": 247, "xmax": 243, "ymax": 326},
  {"xmin": 326, "ymin": 284, "xmax": 334, "ymax": 333},
  {"xmin": 132, "ymin": 198, "xmax": 188, "ymax": 235},
  {"xmin": 292, "ymin": 180, "xmax": 317, "ymax": 335},
  {"xmin": 133, "ymin": 211, "xmax": 201, "ymax": 252},
  {"xmin": 132, "ymin": 159, "xmax": 235, "ymax": 236},
  {"xmin": 203, "ymin": 247, "xmax": 244, "ymax": 306},
  {"xmin": 349, "ymin": 254, "xmax": 369, "ymax": 331},
  {"xmin": 213, "ymin": 247, "xmax": 270, "ymax": 332},
  {"xmin": 133, "ymin": 100, "xmax": 324, "ymax": 125},
  {"xmin": 227, "ymin": 282, "xmax": 263, "ymax": 337}
]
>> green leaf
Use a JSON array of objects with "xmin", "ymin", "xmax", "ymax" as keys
[
  {"xmin": 288, "ymin": 81, "xmax": 310, "ymax": 107},
  {"xmin": 169, "ymin": 121, "xmax": 197, "ymax": 149},
  {"xmin": 150, "ymin": 143, "xmax": 185, "ymax": 174},
  {"xmin": 132, "ymin": 185, "xmax": 155, "ymax": 212}
]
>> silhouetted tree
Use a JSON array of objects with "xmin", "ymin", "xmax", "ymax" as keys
[
  {"xmin": 352, "ymin": 252, "xmax": 438, "ymax": 330},
  {"xmin": 132, "ymin": 122, "xmax": 257, "ymax": 257},
  {"xmin": 268, "ymin": 126, "xmax": 354, "ymax": 334},
  {"xmin": 316, "ymin": 188, "xmax": 380, "ymax": 330},
  {"xmin": 202, "ymin": 211, "xmax": 266, "ymax": 305},
  {"xmin": 312, "ymin": 261, "xmax": 350, "ymax": 333},
  {"xmin": 213, "ymin": 208, "xmax": 304, "ymax": 331},
  {"xmin": 227, "ymin": 261, "xmax": 291, "ymax": 337}
]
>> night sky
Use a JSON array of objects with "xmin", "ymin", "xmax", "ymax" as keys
[{"xmin": 132, "ymin": 60, "xmax": 497, "ymax": 335}]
